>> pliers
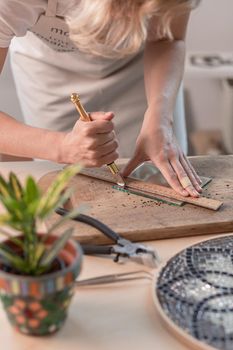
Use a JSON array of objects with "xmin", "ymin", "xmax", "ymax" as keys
[{"xmin": 56, "ymin": 207, "xmax": 159, "ymax": 268}]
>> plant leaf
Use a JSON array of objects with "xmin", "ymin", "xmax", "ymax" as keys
[
  {"xmin": 41, "ymin": 206, "xmax": 81, "ymax": 243},
  {"xmin": 0, "ymin": 246, "xmax": 26, "ymax": 271},
  {"xmin": 32, "ymin": 242, "xmax": 46, "ymax": 268},
  {"xmin": 9, "ymin": 172, "xmax": 23, "ymax": 200},
  {"xmin": 33, "ymin": 265, "xmax": 51, "ymax": 276},
  {"xmin": 0, "ymin": 213, "xmax": 12, "ymax": 225},
  {"xmin": 37, "ymin": 164, "xmax": 81, "ymax": 217},
  {"xmin": 0, "ymin": 197, "xmax": 24, "ymax": 217},
  {"xmin": 27, "ymin": 198, "xmax": 41, "ymax": 216},
  {"xmin": 40, "ymin": 227, "xmax": 73, "ymax": 266},
  {"xmin": 0, "ymin": 174, "xmax": 11, "ymax": 198},
  {"xmin": 0, "ymin": 228, "xmax": 24, "ymax": 248},
  {"xmin": 38, "ymin": 188, "xmax": 73, "ymax": 219},
  {"xmin": 24, "ymin": 176, "xmax": 40, "ymax": 205}
]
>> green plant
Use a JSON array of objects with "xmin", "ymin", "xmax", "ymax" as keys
[{"xmin": 0, "ymin": 165, "xmax": 81, "ymax": 276}]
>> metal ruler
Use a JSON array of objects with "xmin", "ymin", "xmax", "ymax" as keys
[{"xmin": 79, "ymin": 168, "xmax": 223, "ymax": 211}]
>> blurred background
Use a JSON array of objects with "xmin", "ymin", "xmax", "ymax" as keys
[
  {"xmin": 184, "ymin": 0, "xmax": 233, "ymax": 156},
  {"xmin": 0, "ymin": 0, "xmax": 232, "ymax": 158}
]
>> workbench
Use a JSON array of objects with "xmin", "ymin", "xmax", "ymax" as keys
[{"xmin": 0, "ymin": 158, "xmax": 232, "ymax": 350}]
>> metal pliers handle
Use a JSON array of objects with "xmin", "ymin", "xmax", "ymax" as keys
[{"xmin": 56, "ymin": 207, "xmax": 159, "ymax": 267}]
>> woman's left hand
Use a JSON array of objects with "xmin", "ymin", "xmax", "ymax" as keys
[{"xmin": 122, "ymin": 119, "xmax": 202, "ymax": 197}]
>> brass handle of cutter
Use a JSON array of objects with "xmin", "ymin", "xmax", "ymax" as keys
[
  {"xmin": 70, "ymin": 93, "xmax": 92, "ymax": 122},
  {"xmin": 107, "ymin": 162, "xmax": 119, "ymax": 174},
  {"xmin": 70, "ymin": 93, "xmax": 120, "ymax": 172}
]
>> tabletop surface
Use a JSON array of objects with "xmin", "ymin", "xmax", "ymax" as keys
[
  {"xmin": 0, "ymin": 160, "xmax": 230, "ymax": 350},
  {"xmin": 38, "ymin": 156, "xmax": 233, "ymax": 244}
]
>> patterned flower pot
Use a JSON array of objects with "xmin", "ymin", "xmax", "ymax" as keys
[{"xmin": 0, "ymin": 235, "xmax": 82, "ymax": 336}]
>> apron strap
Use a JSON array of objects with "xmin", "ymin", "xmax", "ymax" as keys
[{"xmin": 45, "ymin": 0, "xmax": 58, "ymax": 17}]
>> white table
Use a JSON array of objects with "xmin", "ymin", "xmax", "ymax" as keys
[{"xmin": 0, "ymin": 161, "xmax": 228, "ymax": 350}]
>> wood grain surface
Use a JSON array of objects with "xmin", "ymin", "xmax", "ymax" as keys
[
  {"xmin": 38, "ymin": 156, "xmax": 233, "ymax": 244},
  {"xmin": 79, "ymin": 168, "xmax": 222, "ymax": 210}
]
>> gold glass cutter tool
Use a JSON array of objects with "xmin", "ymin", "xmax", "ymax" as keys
[{"xmin": 70, "ymin": 93, "xmax": 125, "ymax": 187}]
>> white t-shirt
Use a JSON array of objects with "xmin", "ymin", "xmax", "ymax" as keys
[
  {"xmin": 0, "ymin": 0, "xmax": 78, "ymax": 50},
  {"xmin": 0, "ymin": 0, "xmax": 187, "ymax": 156}
]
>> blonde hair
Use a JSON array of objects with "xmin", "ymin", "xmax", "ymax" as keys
[{"xmin": 66, "ymin": 0, "xmax": 200, "ymax": 58}]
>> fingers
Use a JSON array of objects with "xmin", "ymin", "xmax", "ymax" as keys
[
  {"xmin": 96, "ymin": 139, "xmax": 119, "ymax": 156},
  {"xmin": 73, "ymin": 111, "xmax": 114, "ymax": 134},
  {"xmin": 181, "ymin": 155, "xmax": 202, "ymax": 185},
  {"xmin": 92, "ymin": 132, "xmax": 115, "ymax": 147},
  {"xmin": 62, "ymin": 109, "xmax": 119, "ymax": 166},
  {"xmin": 179, "ymin": 155, "xmax": 202, "ymax": 193},
  {"xmin": 79, "ymin": 142, "xmax": 118, "ymax": 167},
  {"xmin": 88, "ymin": 120, "xmax": 115, "ymax": 134},
  {"xmin": 169, "ymin": 157, "xmax": 200, "ymax": 197},
  {"xmin": 85, "ymin": 147, "xmax": 119, "ymax": 167},
  {"xmin": 155, "ymin": 158, "xmax": 190, "ymax": 197},
  {"xmin": 73, "ymin": 119, "xmax": 114, "ymax": 137},
  {"xmin": 99, "ymin": 150, "xmax": 119, "ymax": 165},
  {"xmin": 81, "ymin": 114, "xmax": 118, "ymax": 166},
  {"xmin": 122, "ymin": 149, "xmax": 201, "ymax": 198},
  {"xmin": 122, "ymin": 154, "xmax": 143, "ymax": 177},
  {"xmin": 84, "ymin": 133, "xmax": 119, "ymax": 166},
  {"xmin": 89, "ymin": 111, "xmax": 114, "ymax": 121}
]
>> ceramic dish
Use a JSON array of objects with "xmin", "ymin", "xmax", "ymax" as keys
[{"xmin": 153, "ymin": 235, "xmax": 233, "ymax": 350}]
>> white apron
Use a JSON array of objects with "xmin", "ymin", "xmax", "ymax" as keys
[{"xmin": 10, "ymin": 0, "xmax": 187, "ymax": 157}]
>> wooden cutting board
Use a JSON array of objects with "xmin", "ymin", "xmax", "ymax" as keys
[{"xmin": 38, "ymin": 155, "xmax": 233, "ymax": 244}]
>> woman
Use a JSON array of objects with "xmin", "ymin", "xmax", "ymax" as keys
[{"xmin": 0, "ymin": 0, "xmax": 202, "ymax": 197}]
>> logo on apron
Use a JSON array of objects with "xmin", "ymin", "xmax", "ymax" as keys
[{"xmin": 30, "ymin": 14, "xmax": 77, "ymax": 52}]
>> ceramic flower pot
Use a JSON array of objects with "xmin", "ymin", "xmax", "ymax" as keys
[{"xmin": 0, "ymin": 235, "xmax": 82, "ymax": 336}]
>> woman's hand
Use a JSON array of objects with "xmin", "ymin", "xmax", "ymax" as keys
[
  {"xmin": 59, "ymin": 111, "xmax": 119, "ymax": 166},
  {"xmin": 122, "ymin": 119, "xmax": 202, "ymax": 197}
]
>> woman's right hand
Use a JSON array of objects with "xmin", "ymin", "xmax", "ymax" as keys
[{"xmin": 59, "ymin": 111, "xmax": 119, "ymax": 166}]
